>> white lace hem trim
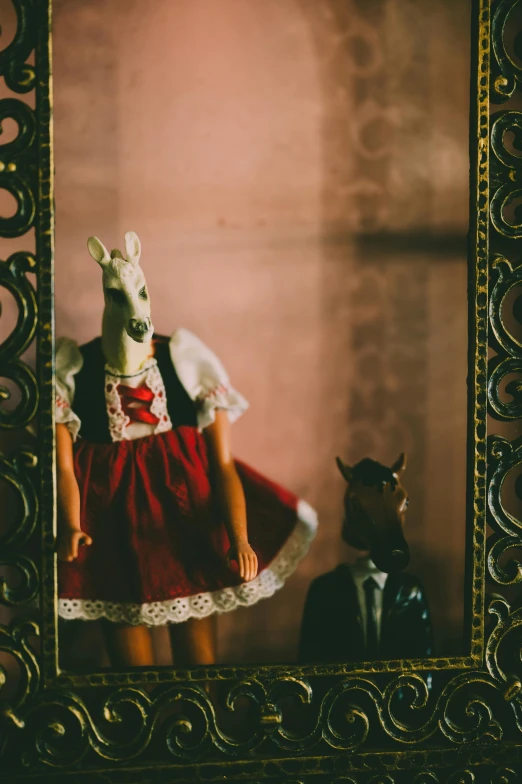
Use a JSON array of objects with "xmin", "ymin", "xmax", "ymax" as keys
[{"xmin": 58, "ymin": 499, "xmax": 318, "ymax": 626}]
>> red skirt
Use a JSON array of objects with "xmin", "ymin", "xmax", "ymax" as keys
[{"xmin": 58, "ymin": 427, "xmax": 317, "ymax": 625}]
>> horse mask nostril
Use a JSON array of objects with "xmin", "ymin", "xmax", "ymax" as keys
[
  {"xmin": 389, "ymin": 547, "xmax": 410, "ymax": 571},
  {"xmin": 129, "ymin": 319, "xmax": 148, "ymax": 334},
  {"xmin": 372, "ymin": 542, "xmax": 410, "ymax": 573}
]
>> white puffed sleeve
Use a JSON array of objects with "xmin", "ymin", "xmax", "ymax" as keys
[
  {"xmin": 55, "ymin": 337, "xmax": 83, "ymax": 441},
  {"xmin": 169, "ymin": 328, "xmax": 249, "ymax": 431}
]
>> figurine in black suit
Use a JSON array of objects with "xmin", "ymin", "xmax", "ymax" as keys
[{"xmin": 299, "ymin": 454, "xmax": 433, "ymax": 663}]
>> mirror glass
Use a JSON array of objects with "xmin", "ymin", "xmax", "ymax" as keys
[{"xmin": 53, "ymin": 0, "xmax": 470, "ymax": 670}]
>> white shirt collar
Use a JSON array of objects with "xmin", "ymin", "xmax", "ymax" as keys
[{"xmin": 348, "ymin": 557, "xmax": 388, "ymax": 591}]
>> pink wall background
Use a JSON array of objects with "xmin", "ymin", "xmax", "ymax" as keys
[{"xmin": 51, "ymin": 0, "xmax": 470, "ymax": 664}]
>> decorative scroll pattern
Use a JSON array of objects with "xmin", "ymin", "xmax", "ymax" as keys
[
  {"xmin": 1, "ymin": 671, "xmax": 510, "ymax": 771},
  {"xmin": 491, "ymin": 0, "xmax": 522, "ymax": 103},
  {"xmin": 488, "ymin": 0, "xmax": 522, "ymax": 695},
  {"xmin": 1, "ymin": 0, "xmax": 522, "ymax": 782},
  {"xmin": 485, "ymin": 0, "xmax": 522, "ymax": 770},
  {"xmin": 0, "ymin": 0, "xmax": 42, "ymax": 763}
]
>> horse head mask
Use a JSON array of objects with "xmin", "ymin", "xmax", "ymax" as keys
[{"xmin": 336, "ymin": 453, "xmax": 410, "ymax": 573}]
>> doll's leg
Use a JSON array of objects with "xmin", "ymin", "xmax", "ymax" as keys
[
  {"xmin": 101, "ymin": 621, "xmax": 155, "ymax": 667},
  {"xmin": 169, "ymin": 616, "xmax": 217, "ymax": 666}
]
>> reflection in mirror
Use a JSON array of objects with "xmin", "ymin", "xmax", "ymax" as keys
[
  {"xmin": 53, "ymin": 0, "xmax": 470, "ymax": 670},
  {"xmin": 300, "ymin": 454, "xmax": 433, "ymax": 664}
]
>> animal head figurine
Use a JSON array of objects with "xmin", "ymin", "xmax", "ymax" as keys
[
  {"xmin": 336, "ymin": 453, "xmax": 410, "ymax": 574},
  {"xmin": 87, "ymin": 231, "xmax": 154, "ymax": 344}
]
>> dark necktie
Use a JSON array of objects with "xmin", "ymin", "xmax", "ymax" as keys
[{"xmin": 363, "ymin": 576, "xmax": 379, "ymax": 659}]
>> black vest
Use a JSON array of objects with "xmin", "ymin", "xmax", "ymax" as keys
[{"xmin": 72, "ymin": 335, "xmax": 198, "ymax": 443}]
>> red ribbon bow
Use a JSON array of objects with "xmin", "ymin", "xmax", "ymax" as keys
[{"xmin": 117, "ymin": 384, "xmax": 160, "ymax": 425}]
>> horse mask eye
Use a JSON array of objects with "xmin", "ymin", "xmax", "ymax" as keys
[{"xmin": 106, "ymin": 288, "xmax": 126, "ymax": 306}]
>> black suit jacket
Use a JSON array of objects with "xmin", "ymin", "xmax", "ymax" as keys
[{"xmin": 299, "ymin": 564, "xmax": 433, "ymax": 663}]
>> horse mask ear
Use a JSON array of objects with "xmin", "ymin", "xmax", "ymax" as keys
[
  {"xmin": 336, "ymin": 457, "xmax": 353, "ymax": 484},
  {"xmin": 87, "ymin": 236, "xmax": 111, "ymax": 267},
  {"xmin": 391, "ymin": 452, "xmax": 407, "ymax": 477},
  {"xmin": 124, "ymin": 231, "xmax": 141, "ymax": 266}
]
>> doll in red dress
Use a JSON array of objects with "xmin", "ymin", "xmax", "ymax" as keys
[{"xmin": 55, "ymin": 232, "xmax": 317, "ymax": 667}]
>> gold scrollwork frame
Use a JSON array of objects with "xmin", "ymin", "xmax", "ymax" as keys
[{"xmin": 2, "ymin": 0, "xmax": 522, "ymax": 781}]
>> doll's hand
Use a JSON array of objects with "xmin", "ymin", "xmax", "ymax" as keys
[
  {"xmin": 57, "ymin": 529, "xmax": 93, "ymax": 562},
  {"xmin": 227, "ymin": 542, "xmax": 258, "ymax": 582}
]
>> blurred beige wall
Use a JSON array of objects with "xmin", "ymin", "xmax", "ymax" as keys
[{"xmin": 52, "ymin": 0, "xmax": 470, "ymax": 663}]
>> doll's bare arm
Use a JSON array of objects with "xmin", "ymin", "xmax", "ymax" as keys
[
  {"xmin": 204, "ymin": 410, "xmax": 258, "ymax": 582},
  {"xmin": 56, "ymin": 423, "xmax": 92, "ymax": 562}
]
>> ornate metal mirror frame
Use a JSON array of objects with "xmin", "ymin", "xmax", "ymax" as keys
[{"xmin": 2, "ymin": 0, "xmax": 522, "ymax": 780}]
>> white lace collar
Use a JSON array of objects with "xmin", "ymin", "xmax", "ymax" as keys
[{"xmin": 348, "ymin": 557, "xmax": 388, "ymax": 591}]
